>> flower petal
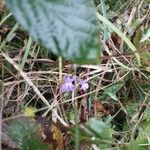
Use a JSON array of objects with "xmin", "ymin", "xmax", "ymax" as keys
[
  {"xmin": 79, "ymin": 80, "xmax": 89, "ymax": 91},
  {"xmin": 60, "ymin": 75, "xmax": 75, "ymax": 92}
]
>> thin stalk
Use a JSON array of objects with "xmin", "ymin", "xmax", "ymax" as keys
[
  {"xmin": 73, "ymin": 67, "xmax": 79, "ymax": 150},
  {"xmin": 0, "ymin": 13, "xmax": 12, "ymax": 26},
  {"xmin": 0, "ymin": 59, "xmax": 4, "ymax": 150},
  {"xmin": 59, "ymin": 56, "xmax": 62, "ymax": 81},
  {"xmin": 21, "ymin": 36, "xmax": 32, "ymax": 69},
  {"xmin": 0, "ymin": 23, "xmax": 19, "ymax": 50}
]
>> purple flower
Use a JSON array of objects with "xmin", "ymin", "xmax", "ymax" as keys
[
  {"xmin": 60, "ymin": 76, "xmax": 75, "ymax": 93},
  {"xmin": 78, "ymin": 79, "xmax": 89, "ymax": 91},
  {"xmin": 60, "ymin": 75, "xmax": 89, "ymax": 93}
]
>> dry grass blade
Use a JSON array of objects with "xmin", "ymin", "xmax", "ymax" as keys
[{"xmin": 1, "ymin": 51, "xmax": 50, "ymax": 107}]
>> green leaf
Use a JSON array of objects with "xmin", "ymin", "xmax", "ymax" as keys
[
  {"xmin": 5, "ymin": 0, "xmax": 100, "ymax": 64},
  {"xmin": 103, "ymin": 82, "xmax": 125, "ymax": 101},
  {"xmin": 7, "ymin": 118, "xmax": 51, "ymax": 150},
  {"xmin": 70, "ymin": 118, "xmax": 113, "ymax": 143},
  {"xmin": 70, "ymin": 119, "xmax": 113, "ymax": 150},
  {"xmin": 85, "ymin": 118, "xmax": 113, "ymax": 140}
]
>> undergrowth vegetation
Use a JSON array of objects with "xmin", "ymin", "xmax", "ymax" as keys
[{"xmin": 0, "ymin": 0, "xmax": 150, "ymax": 149}]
